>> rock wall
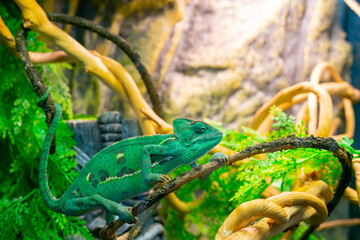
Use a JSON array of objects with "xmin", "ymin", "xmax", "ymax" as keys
[
  {"xmin": 46, "ymin": 0, "xmax": 352, "ymax": 130},
  {"xmin": 161, "ymin": 0, "xmax": 352, "ymax": 129}
]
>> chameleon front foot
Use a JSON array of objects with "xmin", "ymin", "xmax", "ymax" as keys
[
  {"xmin": 200, "ymin": 152, "xmax": 229, "ymax": 181},
  {"xmin": 144, "ymin": 173, "xmax": 170, "ymax": 186},
  {"xmin": 156, "ymin": 174, "xmax": 170, "ymax": 183},
  {"xmin": 210, "ymin": 152, "xmax": 229, "ymax": 165}
]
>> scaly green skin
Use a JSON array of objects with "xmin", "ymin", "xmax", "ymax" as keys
[{"xmin": 40, "ymin": 104, "xmax": 227, "ymax": 223}]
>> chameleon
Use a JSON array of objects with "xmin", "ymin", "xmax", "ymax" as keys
[{"xmin": 39, "ymin": 104, "xmax": 228, "ymax": 223}]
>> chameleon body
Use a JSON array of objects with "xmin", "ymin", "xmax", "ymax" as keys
[{"xmin": 40, "ymin": 104, "xmax": 227, "ymax": 223}]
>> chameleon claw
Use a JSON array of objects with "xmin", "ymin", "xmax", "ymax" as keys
[
  {"xmin": 153, "ymin": 177, "xmax": 170, "ymax": 190},
  {"xmin": 146, "ymin": 174, "xmax": 170, "ymax": 186},
  {"xmin": 157, "ymin": 174, "xmax": 170, "ymax": 183},
  {"xmin": 210, "ymin": 152, "xmax": 229, "ymax": 165},
  {"xmin": 200, "ymin": 153, "xmax": 229, "ymax": 181}
]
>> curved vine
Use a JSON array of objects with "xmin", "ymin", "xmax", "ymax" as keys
[{"xmin": 47, "ymin": 12, "xmax": 164, "ymax": 118}]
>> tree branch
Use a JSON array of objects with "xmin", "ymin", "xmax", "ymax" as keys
[
  {"xmin": 15, "ymin": 24, "xmax": 56, "ymax": 153},
  {"xmin": 100, "ymin": 135, "xmax": 352, "ymax": 240},
  {"xmin": 316, "ymin": 218, "xmax": 360, "ymax": 231}
]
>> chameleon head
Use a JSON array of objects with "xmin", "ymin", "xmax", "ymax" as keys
[{"xmin": 173, "ymin": 118, "xmax": 223, "ymax": 161}]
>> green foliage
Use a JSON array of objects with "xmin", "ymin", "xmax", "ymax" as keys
[
  {"xmin": 292, "ymin": 223, "xmax": 326, "ymax": 240},
  {"xmin": 268, "ymin": 105, "xmax": 308, "ymax": 139},
  {"xmin": 0, "ymin": 189, "xmax": 92, "ymax": 240},
  {"xmin": 0, "ymin": 3, "xmax": 91, "ymax": 239},
  {"xmin": 339, "ymin": 136, "xmax": 360, "ymax": 159},
  {"xmin": 71, "ymin": 113, "xmax": 98, "ymax": 120},
  {"xmin": 43, "ymin": 63, "xmax": 74, "ymax": 119},
  {"xmin": 268, "ymin": 222, "xmax": 325, "ymax": 240},
  {"xmin": 163, "ymin": 107, "xmax": 342, "ymax": 239}
]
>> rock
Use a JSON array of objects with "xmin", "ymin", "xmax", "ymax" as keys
[
  {"xmin": 161, "ymin": 0, "xmax": 352, "ymax": 130},
  {"xmin": 53, "ymin": 0, "xmax": 351, "ymax": 130},
  {"xmin": 135, "ymin": 223, "xmax": 165, "ymax": 240},
  {"xmin": 98, "ymin": 112, "xmax": 123, "ymax": 147},
  {"xmin": 98, "ymin": 112, "xmax": 123, "ymax": 124},
  {"xmin": 73, "ymin": 146, "xmax": 91, "ymax": 170},
  {"xmin": 98, "ymin": 123, "xmax": 123, "ymax": 132},
  {"xmin": 122, "ymin": 119, "xmax": 142, "ymax": 140},
  {"xmin": 67, "ymin": 120, "xmax": 102, "ymax": 158},
  {"xmin": 100, "ymin": 133, "xmax": 122, "ymax": 142}
]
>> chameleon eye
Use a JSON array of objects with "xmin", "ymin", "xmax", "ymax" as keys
[
  {"xmin": 193, "ymin": 123, "xmax": 206, "ymax": 134},
  {"xmin": 194, "ymin": 127, "xmax": 204, "ymax": 134}
]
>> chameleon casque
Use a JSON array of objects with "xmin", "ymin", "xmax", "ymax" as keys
[{"xmin": 40, "ymin": 104, "xmax": 227, "ymax": 223}]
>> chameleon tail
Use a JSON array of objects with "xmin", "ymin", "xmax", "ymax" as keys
[{"xmin": 39, "ymin": 104, "xmax": 62, "ymax": 211}]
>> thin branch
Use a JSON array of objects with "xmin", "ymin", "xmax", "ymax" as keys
[
  {"xmin": 344, "ymin": 0, "xmax": 360, "ymax": 17},
  {"xmin": 47, "ymin": 12, "xmax": 165, "ymax": 119},
  {"xmin": 316, "ymin": 218, "xmax": 360, "ymax": 231},
  {"xmin": 100, "ymin": 135, "xmax": 352, "ymax": 240},
  {"xmin": 15, "ymin": 24, "xmax": 56, "ymax": 153}
]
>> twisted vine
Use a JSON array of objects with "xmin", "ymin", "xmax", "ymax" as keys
[{"xmin": 47, "ymin": 12, "xmax": 164, "ymax": 119}]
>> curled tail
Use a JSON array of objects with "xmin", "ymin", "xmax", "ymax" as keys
[{"xmin": 39, "ymin": 104, "xmax": 62, "ymax": 211}]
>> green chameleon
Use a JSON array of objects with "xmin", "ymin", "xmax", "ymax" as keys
[{"xmin": 39, "ymin": 104, "xmax": 228, "ymax": 223}]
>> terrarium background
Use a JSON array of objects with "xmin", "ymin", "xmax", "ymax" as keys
[
  {"xmin": 1, "ymin": 0, "xmax": 360, "ymax": 239},
  {"xmin": 36, "ymin": 0, "xmax": 360, "ymax": 239}
]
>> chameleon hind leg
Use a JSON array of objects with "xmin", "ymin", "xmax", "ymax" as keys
[{"xmin": 62, "ymin": 194, "xmax": 135, "ymax": 223}]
